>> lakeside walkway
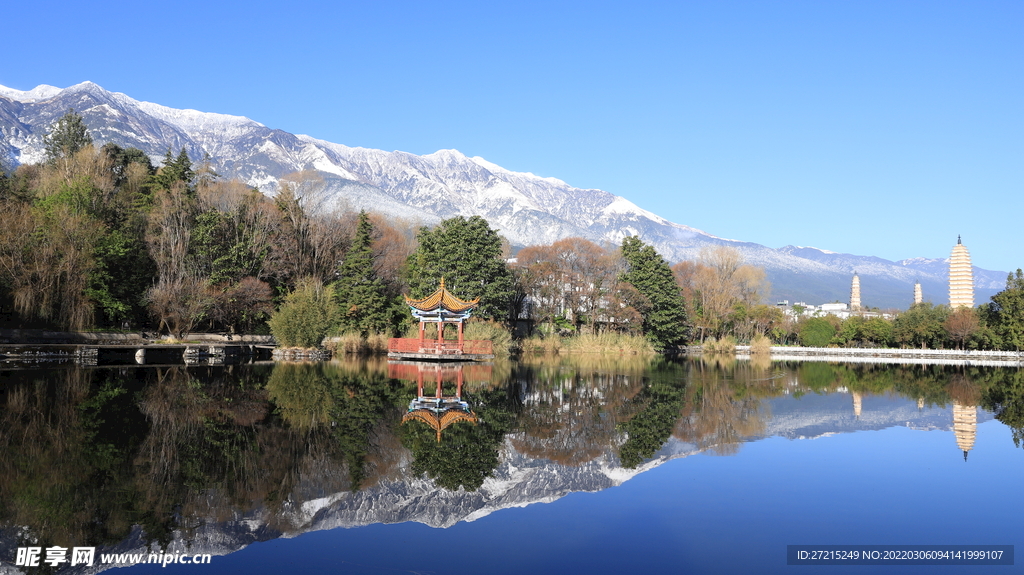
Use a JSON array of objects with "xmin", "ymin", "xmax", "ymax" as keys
[{"xmin": 732, "ymin": 345, "xmax": 1024, "ymax": 367}]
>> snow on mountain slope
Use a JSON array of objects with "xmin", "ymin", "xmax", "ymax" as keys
[
  {"xmin": 134, "ymin": 100, "xmax": 263, "ymax": 135},
  {"xmin": 0, "ymin": 83, "xmax": 64, "ymax": 102},
  {"xmin": 0, "ymin": 81, "xmax": 1008, "ymax": 309}
]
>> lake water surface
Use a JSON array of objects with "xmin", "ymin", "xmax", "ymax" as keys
[{"xmin": 1, "ymin": 356, "xmax": 1022, "ymax": 574}]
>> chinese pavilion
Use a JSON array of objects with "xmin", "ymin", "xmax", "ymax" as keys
[{"xmin": 387, "ymin": 278, "xmax": 494, "ymax": 360}]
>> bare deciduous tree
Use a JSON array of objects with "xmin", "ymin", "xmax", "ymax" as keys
[
  {"xmin": 145, "ymin": 272, "xmax": 216, "ymax": 338},
  {"xmin": 945, "ymin": 307, "xmax": 980, "ymax": 350},
  {"xmin": 513, "ymin": 238, "xmax": 632, "ymax": 334},
  {"xmin": 0, "ymin": 201, "xmax": 101, "ymax": 329},
  {"xmin": 679, "ymin": 246, "xmax": 771, "ymax": 341}
]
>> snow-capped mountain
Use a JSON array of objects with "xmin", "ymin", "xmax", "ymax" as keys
[{"xmin": 0, "ymin": 82, "xmax": 1007, "ymax": 308}]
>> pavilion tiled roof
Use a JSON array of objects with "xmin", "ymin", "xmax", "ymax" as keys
[{"xmin": 404, "ymin": 278, "xmax": 479, "ymax": 314}]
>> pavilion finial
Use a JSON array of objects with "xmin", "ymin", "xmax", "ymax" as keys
[{"xmin": 958, "ymin": 235, "xmax": 962, "ymax": 245}]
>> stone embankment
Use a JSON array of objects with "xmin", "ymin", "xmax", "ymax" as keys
[
  {"xmin": 0, "ymin": 329, "xmax": 274, "ymax": 345},
  {"xmin": 272, "ymin": 348, "xmax": 332, "ymax": 361},
  {"xmin": 0, "ymin": 330, "xmax": 276, "ymax": 365}
]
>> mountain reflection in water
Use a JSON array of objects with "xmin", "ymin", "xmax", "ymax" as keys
[{"xmin": 1, "ymin": 356, "xmax": 1022, "ymax": 574}]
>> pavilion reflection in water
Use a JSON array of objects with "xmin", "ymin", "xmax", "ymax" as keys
[
  {"xmin": 391, "ymin": 361, "xmax": 492, "ymax": 442},
  {"xmin": 387, "ymin": 278, "xmax": 495, "ymax": 440}
]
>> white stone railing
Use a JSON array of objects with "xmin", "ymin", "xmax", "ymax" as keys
[{"xmin": 726, "ymin": 345, "xmax": 1024, "ymax": 366}]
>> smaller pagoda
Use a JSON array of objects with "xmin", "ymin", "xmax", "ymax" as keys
[{"xmin": 387, "ymin": 278, "xmax": 494, "ymax": 360}]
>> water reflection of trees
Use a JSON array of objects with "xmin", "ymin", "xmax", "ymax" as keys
[
  {"xmin": 511, "ymin": 356, "xmax": 785, "ymax": 468},
  {"xmin": 264, "ymin": 361, "xmax": 406, "ymax": 491},
  {"xmin": 981, "ymin": 369, "xmax": 1024, "ymax": 448},
  {"xmin": 672, "ymin": 359, "xmax": 778, "ymax": 457},
  {"xmin": 512, "ymin": 355, "xmax": 649, "ymax": 467},
  {"xmin": 0, "ymin": 368, "xmax": 157, "ymax": 549},
  {"xmin": 0, "ymin": 362, "xmax": 410, "ymax": 551},
  {"xmin": 400, "ymin": 371, "xmax": 521, "ymax": 492},
  {"xmin": 111, "ymin": 364, "xmax": 326, "ymax": 540},
  {"xmin": 617, "ymin": 358, "xmax": 689, "ymax": 467},
  {"xmin": 7, "ymin": 358, "xmax": 1024, "ymax": 553}
]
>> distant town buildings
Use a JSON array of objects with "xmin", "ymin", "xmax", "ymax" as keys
[
  {"xmin": 774, "ymin": 271, "xmax": 886, "ymax": 319},
  {"xmin": 775, "ymin": 238, "xmax": 978, "ymax": 315},
  {"xmin": 819, "ymin": 303, "xmax": 850, "ymax": 314},
  {"xmin": 774, "ymin": 299, "xmax": 890, "ymax": 320},
  {"xmin": 948, "ymin": 236, "xmax": 974, "ymax": 309}
]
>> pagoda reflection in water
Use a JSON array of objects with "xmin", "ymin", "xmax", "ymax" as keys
[
  {"xmin": 392, "ymin": 361, "xmax": 492, "ymax": 442},
  {"xmin": 854, "ymin": 379, "xmax": 980, "ymax": 462}
]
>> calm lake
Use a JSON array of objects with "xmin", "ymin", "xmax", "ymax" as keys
[{"xmin": 1, "ymin": 355, "xmax": 1022, "ymax": 574}]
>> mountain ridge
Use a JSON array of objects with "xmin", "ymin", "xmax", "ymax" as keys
[{"xmin": 0, "ymin": 81, "xmax": 1007, "ymax": 309}]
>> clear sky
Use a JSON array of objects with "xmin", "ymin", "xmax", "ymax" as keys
[{"xmin": 4, "ymin": 0, "xmax": 1021, "ymax": 272}]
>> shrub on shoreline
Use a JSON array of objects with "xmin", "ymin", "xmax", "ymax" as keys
[
  {"xmin": 703, "ymin": 335, "xmax": 737, "ymax": 354},
  {"xmin": 268, "ymin": 279, "xmax": 337, "ymax": 348},
  {"xmin": 324, "ymin": 332, "xmax": 390, "ymax": 355},
  {"xmin": 749, "ymin": 334, "xmax": 772, "ymax": 354}
]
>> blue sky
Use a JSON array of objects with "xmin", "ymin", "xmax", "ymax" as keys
[{"xmin": 4, "ymin": 0, "xmax": 1021, "ymax": 272}]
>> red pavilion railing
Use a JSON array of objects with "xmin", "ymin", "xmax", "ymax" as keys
[
  {"xmin": 387, "ymin": 338, "xmax": 493, "ymax": 356},
  {"xmin": 386, "ymin": 362, "xmax": 493, "ymax": 382}
]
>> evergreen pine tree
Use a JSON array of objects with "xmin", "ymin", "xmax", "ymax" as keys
[
  {"xmin": 987, "ymin": 269, "xmax": 1024, "ymax": 350},
  {"xmin": 335, "ymin": 211, "xmax": 394, "ymax": 336},
  {"xmin": 619, "ymin": 236, "xmax": 690, "ymax": 350},
  {"xmin": 406, "ymin": 216, "xmax": 514, "ymax": 322},
  {"xmin": 195, "ymin": 151, "xmax": 220, "ymax": 191},
  {"xmin": 44, "ymin": 109, "xmax": 93, "ymax": 162},
  {"xmin": 156, "ymin": 147, "xmax": 195, "ymax": 192}
]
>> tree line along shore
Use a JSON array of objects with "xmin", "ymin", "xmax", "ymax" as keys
[{"xmin": 2, "ymin": 111, "xmax": 1024, "ymax": 356}]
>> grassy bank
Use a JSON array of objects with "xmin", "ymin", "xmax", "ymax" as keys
[{"xmin": 323, "ymin": 333, "xmax": 391, "ymax": 355}]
